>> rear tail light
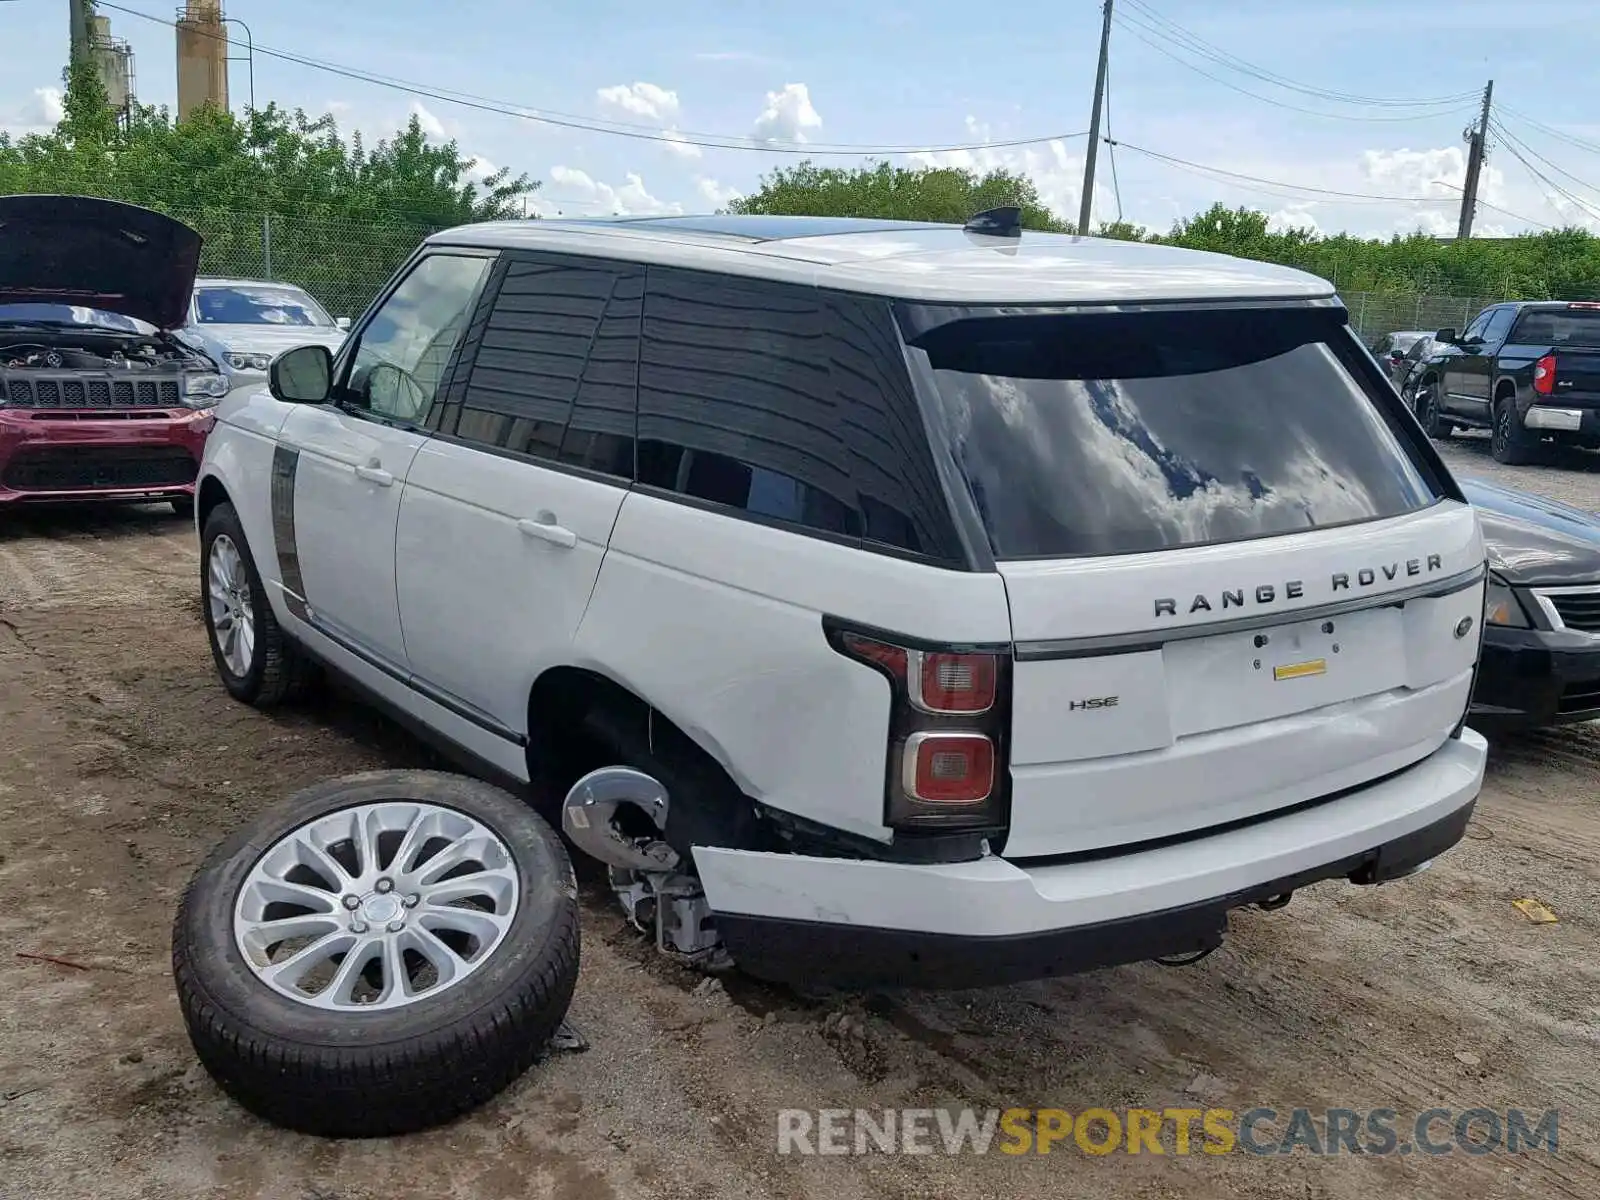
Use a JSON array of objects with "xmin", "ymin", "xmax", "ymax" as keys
[
  {"xmin": 830, "ymin": 624, "xmax": 1010, "ymax": 833},
  {"xmin": 1534, "ymin": 354, "xmax": 1558, "ymax": 396}
]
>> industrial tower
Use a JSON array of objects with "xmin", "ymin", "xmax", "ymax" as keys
[{"xmin": 176, "ymin": 1, "xmax": 229, "ymax": 121}]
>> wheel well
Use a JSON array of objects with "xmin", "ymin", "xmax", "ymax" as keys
[
  {"xmin": 525, "ymin": 667, "xmax": 770, "ymax": 855},
  {"xmin": 197, "ymin": 476, "xmax": 231, "ymax": 529},
  {"xmin": 1495, "ymin": 380, "xmax": 1517, "ymax": 403}
]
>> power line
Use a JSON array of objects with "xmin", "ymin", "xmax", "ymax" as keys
[
  {"xmin": 1112, "ymin": 14, "xmax": 1475, "ymax": 124},
  {"xmin": 1490, "ymin": 116, "xmax": 1600, "ymax": 205},
  {"xmin": 1109, "ymin": 139, "xmax": 1459, "ymax": 204},
  {"xmin": 1497, "ymin": 103, "xmax": 1600, "ymax": 161},
  {"xmin": 1428, "ymin": 181, "xmax": 1555, "ymax": 231},
  {"xmin": 1104, "ymin": 51, "xmax": 1123, "ymax": 223},
  {"xmin": 95, "ymin": 2, "xmax": 1087, "ymax": 157},
  {"xmin": 1119, "ymin": 0, "xmax": 1480, "ymax": 109},
  {"xmin": 1486, "ymin": 127, "xmax": 1600, "ymax": 225}
]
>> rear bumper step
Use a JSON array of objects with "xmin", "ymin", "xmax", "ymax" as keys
[{"xmin": 695, "ymin": 730, "xmax": 1486, "ymax": 990}]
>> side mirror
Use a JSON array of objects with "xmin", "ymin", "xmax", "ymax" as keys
[
  {"xmin": 335, "ymin": 316, "xmax": 351, "ymax": 330},
  {"xmin": 268, "ymin": 344, "xmax": 334, "ymax": 404},
  {"xmin": 1435, "ymin": 328, "xmax": 1457, "ymax": 344}
]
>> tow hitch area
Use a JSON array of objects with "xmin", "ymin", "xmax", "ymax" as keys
[{"xmin": 562, "ymin": 766, "xmax": 729, "ymax": 969}]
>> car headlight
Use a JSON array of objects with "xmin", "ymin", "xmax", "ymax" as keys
[
  {"xmin": 183, "ymin": 373, "xmax": 232, "ymax": 407},
  {"xmin": 225, "ymin": 352, "xmax": 273, "ymax": 372},
  {"xmin": 1485, "ymin": 575, "xmax": 1531, "ymax": 627}
]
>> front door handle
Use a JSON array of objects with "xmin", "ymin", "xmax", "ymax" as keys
[
  {"xmin": 354, "ymin": 461, "xmax": 394, "ymax": 487},
  {"xmin": 517, "ymin": 513, "xmax": 578, "ymax": 549}
]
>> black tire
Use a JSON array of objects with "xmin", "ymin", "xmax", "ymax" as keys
[
  {"xmin": 201, "ymin": 500, "xmax": 318, "ymax": 706},
  {"xmin": 172, "ymin": 770, "xmax": 581, "ymax": 1138},
  {"xmin": 1415, "ymin": 381, "xmax": 1453, "ymax": 439},
  {"xmin": 1491, "ymin": 394, "xmax": 1538, "ymax": 464},
  {"xmin": 170, "ymin": 494, "xmax": 195, "ymax": 519}
]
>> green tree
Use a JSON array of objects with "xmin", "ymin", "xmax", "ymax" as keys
[
  {"xmin": 0, "ymin": 65, "xmax": 538, "ymax": 314},
  {"xmin": 728, "ymin": 159, "xmax": 1065, "ymax": 231}
]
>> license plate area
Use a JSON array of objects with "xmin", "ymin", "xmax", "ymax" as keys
[{"xmin": 1162, "ymin": 607, "xmax": 1407, "ymax": 738}]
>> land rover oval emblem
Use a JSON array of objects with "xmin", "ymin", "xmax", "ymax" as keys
[{"xmin": 1455, "ymin": 616, "xmax": 1474, "ymax": 639}]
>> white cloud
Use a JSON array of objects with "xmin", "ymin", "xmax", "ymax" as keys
[
  {"xmin": 25, "ymin": 87, "xmax": 63, "ymax": 127},
  {"xmin": 409, "ymin": 100, "xmax": 449, "ymax": 141},
  {"xmin": 463, "ymin": 156, "xmax": 499, "ymax": 183},
  {"xmin": 660, "ymin": 129, "xmax": 702, "ymax": 159},
  {"xmin": 1, "ymin": 87, "xmax": 65, "ymax": 137},
  {"xmin": 1267, "ymin": 205, "xmax": 1322, "ymax": 236},
  {"xmin": 752, "ymin": 83, "xmax": 822, "ymax": 144},
  {"xmin": 907, "ymin": 119, "xmax": 1108, "ymax": 226},
  {"xmin": 1360, "ymin": 146, "xmax": 1470, "ymax": 201},
  {"xmin": 542, "ymin": 166, "xmax": 682, "ymax": 217},
  {"xmin": 597, "ymin": 82, "xmax": 681, "ymax": 123},
  {"xmin": 696, "ymin": 177, "xmax": 743, "ymax": 210}
]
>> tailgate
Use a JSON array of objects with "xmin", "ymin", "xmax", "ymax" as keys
[{"xmin": 999, "ymin": 502, "xmax": 1484, "ymax": 858}]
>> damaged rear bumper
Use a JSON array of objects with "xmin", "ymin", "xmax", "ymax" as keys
[{"xmin": 694, "ymin": 729, "xmax": 1487, "ymax": 990}]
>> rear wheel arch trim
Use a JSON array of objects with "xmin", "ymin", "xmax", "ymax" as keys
[{"xmin": 528, "ymin": 664, "xmax": 747, "ymax": 787}]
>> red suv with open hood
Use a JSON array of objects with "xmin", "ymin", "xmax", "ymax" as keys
[{"xmin": 0, "ymin": 196, "xmax": 230, "ymax": 513}]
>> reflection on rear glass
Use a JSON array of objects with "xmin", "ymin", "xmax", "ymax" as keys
[{"xmin": 909, "ymin": 306, "xmax": 1436, "ymax": 559}]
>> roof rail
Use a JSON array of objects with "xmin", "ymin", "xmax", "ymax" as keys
[{"xmin": 963, "ymin": 206, "xmax": 1022, "ymax": 238}]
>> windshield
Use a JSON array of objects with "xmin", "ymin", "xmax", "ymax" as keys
[
  {"xmin": 1510, "ymin": 307, "xmax": 1600, "ymax": 347},
  {"xmin": 0, "ymin": 303, "xmax": 154, "ymax": 333},
  {"xmin": 194, "ymin": 284, "xmax": 334, "ymax": 328},
  {"xmin": 906, "ymin": 306, "xmax": 1437, "ymax": 560}
]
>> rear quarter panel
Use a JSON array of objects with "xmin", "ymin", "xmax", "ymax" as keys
[{"xmin": 575, "ymin": 491, "xmax": 1012, "ymax": 842}]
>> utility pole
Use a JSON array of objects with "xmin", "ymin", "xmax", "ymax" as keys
[
  {"xmin": 68, "ymin": 0, "xmax": 93, "ymax": 68},
  {"xmin": 1456, "ymin": 79, "xmax": 1495, "ymax": 241},
  {"xmin": 1077, "ymin": 0, "xmax": 1115, "ymax": 236}
]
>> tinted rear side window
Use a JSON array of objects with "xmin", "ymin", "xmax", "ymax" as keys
[
  {"xmin": 1510, "ymin": 307, "xmax": 1600, "ymax": 347},
  {"xmin": 637, "ymin": 268, "xmax": 964, "ymax": 564},
  {"xmin": 905, "ymin": 306, "xmax": 1436, "ymax": 560}
]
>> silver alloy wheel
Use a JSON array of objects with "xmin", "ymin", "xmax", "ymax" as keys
[
  {"xmin": 207, "ymin": 533, "xmax": 256, "ymax": 678},
  {"xmin": 233, "ymin": 802, "xmax": 521, "ymax": 1011}
]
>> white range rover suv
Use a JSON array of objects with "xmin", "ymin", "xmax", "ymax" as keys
[{"xmin": 195, "ymin": 210, "xmax": 1490, "ymax": 991}]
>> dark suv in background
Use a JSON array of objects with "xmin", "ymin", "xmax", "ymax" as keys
[{"xmin": 1408, "ymin": 301, "xmax": 1600, "ymax": 463}]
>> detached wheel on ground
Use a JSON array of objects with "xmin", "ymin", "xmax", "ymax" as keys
[
  {"xmin": 201, "ymin": 500, "xmax": 319, "ymax": 706},
  {"xmin": 1491, "ymin": 395, "xmax": 1541, "ymax": 464},
  {"xmin": 172, "ymin": 770, "xmax": 581, "ymax": 1138}
]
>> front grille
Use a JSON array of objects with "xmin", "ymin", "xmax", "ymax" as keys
[
  {"xmin": 2, "ymin": 445, "xmax": 198, "ymax": 492},
  {"xmin": 1, "ymin": 371, "xmax": 183, "ymax": 409},
  {"xmin": 1540, "ymin": 588, "xmax": 1600, "ymax": 633}
]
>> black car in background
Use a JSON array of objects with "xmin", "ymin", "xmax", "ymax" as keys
[
  {"xmin": 1410, "ymin": 301, "xmax": 1600, "ymax": 463},
  {"xmin": 1465, "ymin": 476, "xmax": 1600, "ymax": 733}
]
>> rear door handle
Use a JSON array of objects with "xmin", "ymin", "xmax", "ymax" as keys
[
  {"xmin": 354, "ymin": 462, "xmax": 394, "ymax": 487},
  {"xmin": 517, "ymin": 514, "xmax": 578, "ymax": 549}
]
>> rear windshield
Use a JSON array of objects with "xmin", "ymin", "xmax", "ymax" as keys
[
  {"xmin": 1510, "ymin": 307, "xmax": 1600, "ymax": 347},
  {"xmin": 904, "ymin": 306, "xmax": 1437, "ymax": 560}
]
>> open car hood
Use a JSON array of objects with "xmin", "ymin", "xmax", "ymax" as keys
[{"xmin": 0, "ymin": 195, "xmax": 203, "ymax": 331}]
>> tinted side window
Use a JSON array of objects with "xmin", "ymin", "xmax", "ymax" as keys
[
  {"xmin": 1461, "ymin": 310, "xmax": 1492, "ymax": 342},
  {"xmin": 636, "ymin": 268, "xmax": 961, "ymax": 562},
  {"xmin": 448, "ymin": 255, "xmax": 639, "ymax": 478},
  {"xmin": 1481, "ymin": 307, "xmax": 1516, "ymax": 345}
]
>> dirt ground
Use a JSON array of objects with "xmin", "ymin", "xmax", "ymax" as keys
[{"xmin": 2, "ymin": 433, "xmax": 1599, "ymax": 1200}]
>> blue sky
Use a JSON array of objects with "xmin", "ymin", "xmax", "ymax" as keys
[{"xmin": 5, "ymin": 0, "xmax": 1600, "ymax": 240}]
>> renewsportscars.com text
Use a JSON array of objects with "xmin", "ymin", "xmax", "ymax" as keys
[{"xmin": 775, "ymin": 1107, "xmax": 1560, "ymax": 1157}]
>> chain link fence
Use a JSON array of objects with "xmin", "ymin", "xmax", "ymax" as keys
[
  {"xmin": 1342, "ymin": 292, "xmax": 1506, "ymax": 346},
  {"xmin": 163, "ymin": 208, "xmax": 444, "ymax": 320}
]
